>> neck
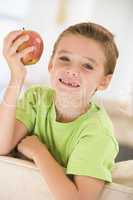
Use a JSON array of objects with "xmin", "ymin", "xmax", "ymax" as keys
[{"xmin": 54, "ymin": 92, "xmax": 90, "ymax": 123}]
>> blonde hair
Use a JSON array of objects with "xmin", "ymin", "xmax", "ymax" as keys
[{"xmin": 52, "ymin": 22, "xmax": 119, "ymax": 75}]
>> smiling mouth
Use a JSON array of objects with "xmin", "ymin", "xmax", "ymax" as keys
[{"xmin": 59, "ymin": 78, "xmax": 80, "ymax": 88}]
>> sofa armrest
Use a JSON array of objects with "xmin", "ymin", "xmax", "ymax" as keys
[
  {"xmin": 0, "ymin": 155, "xmax": 54, "ymax": 200},
  {"xmin": 0, "ymin": 156, "xmax": 133, "ymax": 200},
  {"xmin": 112, "ymin": 160, "xmax": 133, "ymax": 188}
]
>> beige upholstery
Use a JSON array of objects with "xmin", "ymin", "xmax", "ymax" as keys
[
  {"xmin": 112, "ymin": 160, "xmax": 133, "ymax": 188},
  {"xmin": 0, "ymin": 156, "xmax": 133, "ymax": 200}
]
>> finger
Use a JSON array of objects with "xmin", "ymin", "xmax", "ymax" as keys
[
  {"xmin": 9, "ymin": 35, "xmax": 29, "ymax": 55},
  {"xmin": 4, "ymin": 30, "xmax": 24, "ymax": 53},
  {"xmin": 17, "ymin": 46, "xmax": 35, "ymax": 59}
]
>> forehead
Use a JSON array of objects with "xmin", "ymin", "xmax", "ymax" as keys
[{"xmin": 55, "ymin": 34, "xmax": 105, "ymax": 64}]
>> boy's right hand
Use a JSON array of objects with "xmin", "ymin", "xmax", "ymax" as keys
[{"xmin": 3, "ymin": 30, "xmax": 35, "ymax": 84}]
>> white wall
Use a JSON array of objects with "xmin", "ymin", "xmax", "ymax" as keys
[{"xmin": 90, "ymin": 0, "xmax": 133, "ymax": 100}]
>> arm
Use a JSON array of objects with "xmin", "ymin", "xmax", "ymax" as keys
[
  {"xmin": 0, "ymin": 79, "xmax": 25, "ymax": 154},
  {"xmin": 17, "ymin": 135, "xmax": 105, "ymax": 200},
  {"xmin": 34, "ymin": 145, "xmax": 105, "ymax": 200},
  {"xmin": 0, "ymin": 30, "xmax": 34, "ymax": 154}
]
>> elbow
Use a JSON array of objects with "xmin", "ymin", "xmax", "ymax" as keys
[
  {"xmin": 0, "ymin": 149, "xmax": 10, "ymax": 156},
  {"xmin": 0, "ymin": 146, "xmax": 12, "ymax": 156},
  {"xmin": 0, "ymin": 139, "xmax": 15, "ymax": 156}
]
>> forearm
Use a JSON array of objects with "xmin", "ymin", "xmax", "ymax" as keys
[
  {"xmin": 0, "ymin": 78, "xmax": 23, "ymax": 154},
  {"xmin": 34, "ymin": 146, "xmax": 80, "ymax": 200}
]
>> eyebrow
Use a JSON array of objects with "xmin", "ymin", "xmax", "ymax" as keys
[{"xmin": 58, "ymin": 50, "xmax": 97, "ymax": 64}]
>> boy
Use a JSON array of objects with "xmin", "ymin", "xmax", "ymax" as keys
[{"xmin": 0, "ymin": 22, "xmax": 119, "ymax": 200}]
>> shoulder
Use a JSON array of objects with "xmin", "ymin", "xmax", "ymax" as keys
[
  {"xmin": 81, "ymin": 102, "xmax": 119, "ymax": 152},
  {"xmin": 95, "ymin": 102, "xmax": 119, "ymax": 150},
  {"xmin": 89, "ymin": 102, "xmax": 113, "ymax": 130},
  {"xmin": 22, "ymin": 84, "xmax": 55, "ymax": 106},
  {"xmin": 25, "ymin": 84, "xmax": 54, "ymax": 96}
]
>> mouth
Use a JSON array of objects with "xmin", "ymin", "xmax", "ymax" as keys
[{"xmin": 58, "ymin": 78, "xmax": 80, "ymax": 88}]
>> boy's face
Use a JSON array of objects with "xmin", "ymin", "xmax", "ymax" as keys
[{"xmin": 48, "ymin": 34, "xmax": 112, "ymax": 104}]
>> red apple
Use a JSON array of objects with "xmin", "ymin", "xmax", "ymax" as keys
[{"xmin": 16, "ymin": 30, "xmax": 44, "ymax": 65}]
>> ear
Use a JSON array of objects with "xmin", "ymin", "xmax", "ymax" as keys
[
  {"xmin": 48, "ymin": 57, "xmax": 53, "ymax": 72},
  {"xmin": 97, "ymin": 74, "xmax": 112, "ymax": 91}
]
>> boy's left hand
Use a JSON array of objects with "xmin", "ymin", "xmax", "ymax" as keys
[{"xmin": 17, "ymin": 135, "xmax": 44, "ymax": 160}]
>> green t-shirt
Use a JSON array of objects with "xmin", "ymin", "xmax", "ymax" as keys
[{"xmin": 16, "ymin": 85, "xmax": 119, "ymax": 182}]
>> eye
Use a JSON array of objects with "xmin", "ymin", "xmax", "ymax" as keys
[
  {"xmin": 59, "ymin": 56, "xmax": 70, "ymax": 62},
  {"xmin": 83, "ymin": 63, "xmax": 93, "ymax": 70}
]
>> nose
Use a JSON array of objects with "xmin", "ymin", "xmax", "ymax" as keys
[
  {"xmin": 66, "ymin": 71, "xmax": 78, "ymax": 77},
  {"xmin": 66, "ymin": 65, "xmax": 79, "ymax": 77}
]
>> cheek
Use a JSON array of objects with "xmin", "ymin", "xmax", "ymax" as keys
[
  {"xmin": 51, "ymin": 60, "xmax": 62, "ymax": 73},
  {"xmin": 81, "ymin": 72, "xmax": 99, "ymax": 90},
  {"xmin": 49, "ymin": 68, "xmax": 60, "ymax": 87}
]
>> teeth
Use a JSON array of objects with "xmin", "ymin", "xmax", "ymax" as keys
[{"xmin": 59, "ymin": 78, "xmax": 79, "ymax": 88}]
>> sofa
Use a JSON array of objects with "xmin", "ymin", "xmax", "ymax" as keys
[{"xmin": 0, "ymin": 155, "xmax": 133, "ymax": 200}]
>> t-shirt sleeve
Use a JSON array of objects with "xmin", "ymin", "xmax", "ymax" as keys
[
  {"xmin": 66, "ymin": 134, "xmax": 118, "ymax": 183},
  {"xmin": 15, "ymin": 87, "xmax": 37, "ymax": 133}
]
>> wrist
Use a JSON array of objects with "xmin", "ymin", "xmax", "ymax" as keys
[{"xmin": 9, "ymin": 77, "xmax": 24, "ymax": 87}]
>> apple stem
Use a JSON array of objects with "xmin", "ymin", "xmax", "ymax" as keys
[{"xmin": 22, "ymin": 27, "xmax": 25, "ymax": 30}]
